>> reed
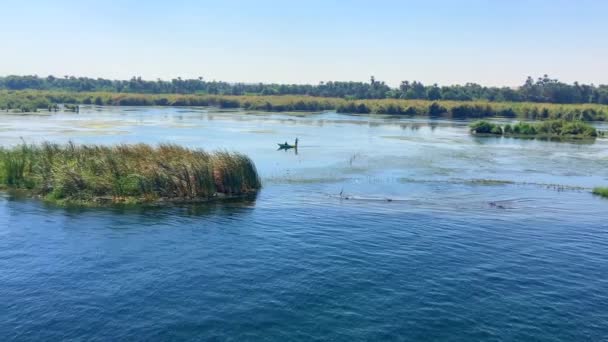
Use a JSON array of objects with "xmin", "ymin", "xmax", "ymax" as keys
[
  {"xmin": 470, "ymin": 120, "xmax": 598, "ymax": 139},
  {"xmin": 469, "ymin": 121, "xmax": 503, "ymax": 135},
  {"xmin": 0, "ymin": 143, "xmax": 261, "ymax": 205},
  {"xmin": 2, "ymin": 90, "xmax": 608, "ymax": 121}
]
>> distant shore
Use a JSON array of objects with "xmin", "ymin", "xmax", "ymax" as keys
[{"xmin": 1, "ymin": 90, "xmax": 608, "ymax": 121}]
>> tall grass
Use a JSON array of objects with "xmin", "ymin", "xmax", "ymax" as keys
[
  {"xmin": 336, "ymin": 99, "xmax": 608, "ymax": 121},
  {"xmin": 0, "ymin": 143, "xmax": 261, "ymax": 205},
  {"xmin": 1, "ymin": 90, "xmax": 608, "ymax": 121}
]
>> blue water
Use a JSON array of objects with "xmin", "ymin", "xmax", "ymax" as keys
[{"xmin": 1, "ymin": 107, "xmax": 608, "ymax": 341}]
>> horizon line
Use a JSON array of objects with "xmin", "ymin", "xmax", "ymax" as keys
[{"xmin": 2, "ymin": 73, "xmax": 605, "ymax": 89}]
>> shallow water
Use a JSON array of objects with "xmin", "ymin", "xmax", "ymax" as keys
[{"xmin": 1, "ymin": 107, "xmax": 608, "ymax": 341}]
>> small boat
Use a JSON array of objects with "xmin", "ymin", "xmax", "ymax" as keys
[
  {"xmin": 277, "ymin": 138, "xmax": 299, "ymax": 150},
  {"xmin": 277, "ymin": 143, "xmax": 295, "ymax": 149}
]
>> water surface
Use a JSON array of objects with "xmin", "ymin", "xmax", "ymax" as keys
[{"xmin": 1, "ymin": 107, "xmax": 608, "ymax": 341}]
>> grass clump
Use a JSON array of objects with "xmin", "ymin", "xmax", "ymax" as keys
[
  {"xmin": 0, "ymin": 142, "xmax": 261, "ymax": 205},
  {"xmin": 470, "ymin": 120, "xmax": 598, "ymax": 139},
  {"xmin": 469, "ymin": 121, "xmax": 503, "ymax": 135},
  {"xmin": 592, "ymin": 187, "xmax": 608, "ymax": 198}
]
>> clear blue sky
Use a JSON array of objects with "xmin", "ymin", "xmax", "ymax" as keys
[{"xmin": 1, "ymin": 0, "xmax": 606, "ymax": 86}]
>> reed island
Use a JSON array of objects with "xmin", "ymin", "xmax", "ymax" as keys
[
  {"xmin": 0, "ymin": 143, "xmax": 261, "ymax": 205},
  {"xmin": 469, "ymin": 120, "xmax": 599, "ymax": 139}
]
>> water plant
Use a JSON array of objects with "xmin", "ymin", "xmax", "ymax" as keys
[
  {"xmin": 592, "ymin": 187, "xmax": 608, "ymax": 198},
  {"xmin": 470, "ymin": 120, "xmax": 598, "ymax": 139},
  {"xmin": 0, "ymin": 143, "xmax": 261, "ymax": 205},
  {"xmin": 469, "ymin": 121, "xmax": 503, "ymax": 134}
]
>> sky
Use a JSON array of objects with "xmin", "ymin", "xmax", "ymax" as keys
[{"xmin": 1, "ymin": 0, "xmax": 607, "ymax": 87}]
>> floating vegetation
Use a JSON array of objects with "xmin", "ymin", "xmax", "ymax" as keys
[
  {"xmin": 592, "ymin": 187, "xmax": 608, "ymax": 198},
  {"xmin": 0, "ymin": 143, "xmax": 261, "ymax": 205},
  {"xmin": 397, "ymin": 177, "xmax": 588, "ymax": 192},
  {"xmin": 470, "ymin": 120, "xmax": 599, "ymax": 139}
]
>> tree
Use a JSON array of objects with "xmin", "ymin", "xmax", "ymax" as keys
[{"xmin": 427, "ymin": 84, "xmax": 441, "ymax": 100}]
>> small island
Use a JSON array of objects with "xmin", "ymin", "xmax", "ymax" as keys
[
  {"xmin": 469, "ymin": 120, "xmax": 599, "ymax": 139},
  {"xmin": 0, "ymin": 143, "xmax": 261, "ymax": 205}
]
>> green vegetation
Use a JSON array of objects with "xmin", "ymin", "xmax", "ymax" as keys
[
  {"xmin": 336, "ymin": 100, "xmax": 607, "ymax": 120},
  {"xmin": 2, "ymin": 90, "xmax": 608, "ymax": 121},
  {"xmin": 469, "ymin": 120, "xmax": 599, "ymax": 139},
  {"xmin": 2, "ymin": 74, "xmax": 608, "ymax": 104},
  {"xmin": 469, "ymin": 121, "xmax": 504, "ymax": 135},
  {"xmin": 0, "ymin": 91, "xmax": 53, "ymax": 112},
  {"xmin": 0, "ymin": 143, "xmax": 261, "ymax": 205},
  {"xmin": 592, "ymin": 187, "xmax": 608, "ymax": 198}
]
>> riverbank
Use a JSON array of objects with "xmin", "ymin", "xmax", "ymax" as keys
[
  {"xmin": 1, "ymin": 90, "xmax": 607, "ymax": 121},
  {"xmin": 0, "ymin": 143, "xmax": 261, "ymax": 205}
]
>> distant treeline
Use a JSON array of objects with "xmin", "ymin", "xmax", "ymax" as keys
[
  {"xmin": 1, "ymin": 74, "xmax": 608, "ymax": 105},
  {"xmin": 2, "ymin": 90, "xmax": 607, "ymax": 121}
]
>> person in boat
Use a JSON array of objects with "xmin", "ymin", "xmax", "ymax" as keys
[{"xmin": 295, "ymin": 138, "xmax": 298, "ymax": 147}]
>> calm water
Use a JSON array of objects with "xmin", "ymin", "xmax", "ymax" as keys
[{"xmin": 1, "ymin": 107, "xmax": 608, "ymax": 341}]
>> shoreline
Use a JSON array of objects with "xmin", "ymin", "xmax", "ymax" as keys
[{"xmin": 2, "ymin": 90, "xmax": 607, "ymax": 121}]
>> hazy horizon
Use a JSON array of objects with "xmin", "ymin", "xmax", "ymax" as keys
[{"xmin": 2, "ymin": 0, "xmax": 607, "ymax": 87}]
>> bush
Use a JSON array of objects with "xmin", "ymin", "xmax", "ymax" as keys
[
  {"xmin": 451, "ymin": 104, "xmax": 495, "ymax": 118},
  {"xmin": 561, "ymin": 121, "xmax": 597, "ymax": 137},
  {"xmin": 490, "ymin": 125, "xmax": 503, "ymax": 134},
  {"xmin": 218, "ymin": 98, "xmax": 240, "ymax": 108},
  {"xmin": 356, "ymin": 103, "xmax": 371, "ymax": 114},
  {"xmin": 469, "ymin": 120, "xmax": 501, "ymax": 134},
  {"xmin": 512, "ymin": 122, "xmax": 537, "ymax": 135},
  {"xmin": 429, "ymin": 102, "xmax": 447, "ymax": 116}
]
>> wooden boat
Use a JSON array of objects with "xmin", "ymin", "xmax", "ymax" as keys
[
  {"xmin": 277, "ymin": 143, "xmax": 295, "ymax": 149},
  {"xmin": 277, "ymin": 138, "xmax": 298, "ymax": 150}
]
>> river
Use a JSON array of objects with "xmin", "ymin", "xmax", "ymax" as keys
[{"xmin": 1, "ymin": 106, "xmax": 607, "ymax": 341}]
